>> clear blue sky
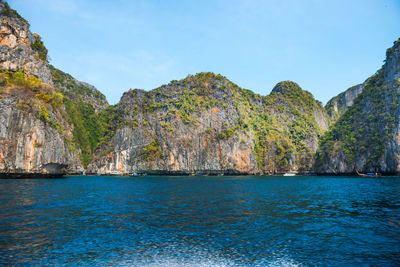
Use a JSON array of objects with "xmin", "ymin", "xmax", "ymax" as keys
[{"xmin": 10, "ymin": 0, "xmax": 400, "ymax": 104}]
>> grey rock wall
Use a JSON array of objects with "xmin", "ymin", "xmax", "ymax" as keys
[
  {"xmin": 0, "ymin": 98, "xmax": 83, "ymax": 174},
  {"xmin": 0, "ymin": 2, "xmax": 52, "ymax": 84}
]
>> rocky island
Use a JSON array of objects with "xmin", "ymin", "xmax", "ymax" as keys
[{"xmin": 0, "ymin": 0, "xmax": 399, "ymax": 176}]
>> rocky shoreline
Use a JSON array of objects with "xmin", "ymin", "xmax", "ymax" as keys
[{"xmin": 1, "ymin": 171, "xmax": 393, "ymax": 178}]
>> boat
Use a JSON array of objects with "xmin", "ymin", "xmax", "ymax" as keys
[
  {"xmin": 129, "ymin": 170, "xmax": 147, "ymax": 177},
  {"xmin": 356, "ymin": 171, "xmax": 380, "ymax": 177},
  {"xmin": 283, "ymin": 173, "xmax": 296, "ymax": 176}
]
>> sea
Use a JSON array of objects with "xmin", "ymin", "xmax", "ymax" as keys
[{"xmin": 0, "ymin": 175, "xmax": 399, "ymax": 266}]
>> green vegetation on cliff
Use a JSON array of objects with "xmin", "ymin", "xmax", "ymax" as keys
[
  {"xmin": 50, "ymin": 66, "xmax": 106, "ymax": 102},
  {"xmin": 0, "ymin": 69, "xmax": 68, "ymax": 134},
  {"xmin": 0, "ymin": 69, "xmax": 42, "ymax": 89},
  {"xmin": 232, "ymin": 80, "xmax": 327, "ymax": 171},
  {"xmin": 63, "ymin": 100, "xmax": 122, "ymax": 167},
  {"xmin": 63, "ymin": 100, "xmax": 99, "ymax": 166},
  {"xmin": 0, "ymin": 0, "xmax": 29, "ymax": 25},
  {"xmin": 386, "ymin": 38, "xmax": 400, "ymax": 58},
  {"xmin": 315, "ymin": 69, "xmax": 399, "ymax": 171},
  {"xmin": 91, "ymin": 72, "xmax": 328, "ymax": 173},
  {"xmin": 0, "ymin": 69, "xmax": 330, "ymax": 173},
  {"xmin": 142, "ymin": 139, "xmax": 164, "ymax": 161},
  {"xmin": 0, "ymin": 68, "xmax": 108, "ymax": 168},
  {"xmin": 31, "ymin": 34, "xmax": 48, "ymax": 62},
  {"xmin": 50, "ymin": 66, "xmax": 111, "ymax": 167}
]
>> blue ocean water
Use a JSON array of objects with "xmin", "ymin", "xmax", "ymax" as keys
[{"xmin": 0, "ymin": 175, "xmax": 399, "ymax": 266}]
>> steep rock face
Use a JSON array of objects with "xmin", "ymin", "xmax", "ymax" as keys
[
  {"xmin": 0, "ymin": 93, "xmax": 83, "ymax": 175},
  {"xmin": 384, "ymin": 38, "xmax": 400, "ymax": 83},
  {"xmin": 0, "ymin": 2, "xmax": 82, "ymax": 175},
  {"xmin": 0, "ymin": 1, "xmax": 52, "ymax": 84},
  {"xmin": 88, "ymin": 75, "xmax": 258, "ymax": 175},
  {"xmin": 0, "ymin": 66, "xmax": 107, "ymax": 175},
  {"xmin": 325, "ymin": 83, "xmax": 365, "ymax": 121},
  {"xmin": 315, "ymin": 39, "xmax": 400, "ymax": 174},
  {"xmin": 88, "ymin": 74, "xmax": 328, "ymax": 175},
  {"xmin": 0, "ymin": 1, "xmax": 109, "ymax": 175}
]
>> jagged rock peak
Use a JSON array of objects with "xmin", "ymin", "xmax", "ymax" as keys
[
  {"xmin": 180, "ymin": 72, "xmax": 228, "ymax": 83},
  {"xmin": 164, "ymin": 72, "xmax": 233, "ymax": 92},
  {"xmin": 0, "ymin": 1, "xmax": 29, "ymax": 25},
  {"xmin": 384, "ymin": 38, "xmax": 400, "ymax": 83},
  {"xmin": 271, "ymin": 80, "xmax": 303, "ymax": 95},
  {"xmin": 386, "ymin": 38, "xmax": 400, "ymax": 58},
  {"xmin": 120, "ymin": 72, "xmax": 239, "ymax": 105},
  {"xmin": 0, "ymin": 0, "xmax": 52, "ymax": 84}
]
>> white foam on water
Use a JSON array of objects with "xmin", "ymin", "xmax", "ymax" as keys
[
  {"xmin": 100, "ymin": 245, "xmax": 302, "ymax": 267},
  {"xmin": 112, "ymin": 257, "xmax": 300, "ymax": 267},
  {"xmin": 109, "ymin": 246, "xmax": 236, "ymax": 267}
]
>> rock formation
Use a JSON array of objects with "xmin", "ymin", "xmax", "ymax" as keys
[
  {"xmin": 325, "ymin": 83, "xmax": 365, "ymax": 121},
  {"xmin": 0, "ymin": 1, "xmax": 107, "ymax": 176},
  {"xmin": 87, "ymin": 76, "xmax": 328, "ymax": 175},
  {"xmin": 0, "ymin": 1, "xmax": 52, "ymax": 84},
  {"xmin": 0, "ymin": 97, "xmax": 82, "ymax": 175},
  {"xmin": 315, "ymin": 38, "xmax": 400, "ymax": 174},
  {"xmin": 1, "ymin": 0, "xmax": 400, "ymax": 176}
]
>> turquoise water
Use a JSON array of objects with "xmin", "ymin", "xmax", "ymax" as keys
[{"xmin": 0, "ymin": 175, "xmax": 399, "ymax": 266}]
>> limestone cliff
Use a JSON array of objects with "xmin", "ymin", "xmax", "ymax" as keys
[
  {"xmin": 325, "ymin": 83, "xmax": 365, "ymax": 121},
  {"xmin": 0, "ymin": 1, "xmax": 107, "ymax": 176},
  {"xmin": 0, "ymin": 97, "xmax": 82, "ymax": 175},
  {"xmin": 315, "ymin": 38, "xmax": 400, "ymax": 174},
  {"xmin": 384, "ymin": 38, "xmax": 400, "ymax": 84},
  {"xmin": 0, "ymin": 1, "xmax": 52, "ymax": 84},
  {"xmin": 2, "ymin": 0, "xmax": 400, "ymax": 176},
  {"xmin": 87, "ymin": 75, "xmax": 328, "ymax": 175}
]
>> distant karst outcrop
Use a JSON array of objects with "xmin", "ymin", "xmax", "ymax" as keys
[{"xmin": 1, "ymin": 0, "xmax": 400, "ymax": 176}]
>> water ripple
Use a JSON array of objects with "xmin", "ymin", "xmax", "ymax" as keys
[{"xmin": 0, "ymin": 176, "xmax": 399, "ymax": 265}]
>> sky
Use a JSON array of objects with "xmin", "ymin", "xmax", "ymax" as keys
[{"xmin": 9, "ymin": 0, "xmax": 400, "ymax": 104}]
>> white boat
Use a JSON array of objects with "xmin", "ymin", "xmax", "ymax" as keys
[{"xmin": 283, "ymin": 173, "xmax": 295, "ymax": 176}]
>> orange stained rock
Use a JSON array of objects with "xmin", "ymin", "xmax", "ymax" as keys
[
  {"xmin": 168, "ymin": 151, "xmax": 177, "ymax": 166},
  {"xmin": 212, "ymin": 107, "xmax": 220, "ymax": 114},
  {"xmin": 235, "ymin": 152, "xmax": 251, "ymax": 170},
  {"xmin": 24, "ymin": 131, "xmax": 36, "ymax": 171},
  {"xmin": 203, "ymin": 139, "xmax": 208, "ymax": 147}
]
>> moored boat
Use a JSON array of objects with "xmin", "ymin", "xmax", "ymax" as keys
[
  {"xmin": 356, "ymin": 171, "xmax": 381, "ymax": 177},
  {"xmin": 283, "ymin": 173, "xmax": 296, "ymax": 176}
]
